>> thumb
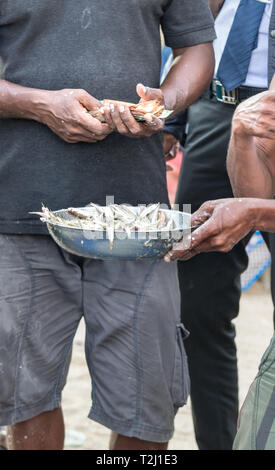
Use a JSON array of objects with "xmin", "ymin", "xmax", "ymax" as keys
[
  {"xmin": 191, "ymin": 206, "xmax": 214, "ymax": 228},
  {"xmin": 78, "ymin": 90, "xmax": 101, "ymax": 111},
  {"xmin": 136, "ymin": 83, "xmax": 162, "ymax": 102}
]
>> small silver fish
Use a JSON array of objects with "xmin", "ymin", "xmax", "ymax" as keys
[{"xmin": 32, "ymin": 204, "xmax": 175, "ymax": 249}]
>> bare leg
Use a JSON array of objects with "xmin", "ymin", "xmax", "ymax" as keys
[
  {"xmin": 110, "ymin": 432, "xmax": 168, "ymax": 450},
  {"xmin": 0, "ymin": 427, "xmax": 7, "ymax": 450},
  {"xmin": 7, "ymin": 408, "xmax": 64, "ymax": 450}
]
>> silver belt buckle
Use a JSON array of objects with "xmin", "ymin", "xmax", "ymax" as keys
[{"xmin": 215, "ymin": 80, "xmax": 238, "ymax": 105}]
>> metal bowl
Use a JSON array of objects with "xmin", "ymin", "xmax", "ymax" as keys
[{"xmin": 46, "ymin": 208, "xmax": 191, "ymax": 260}]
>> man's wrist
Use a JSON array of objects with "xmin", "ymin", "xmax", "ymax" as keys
[
  {"xmin": 16, "ymin": 88, "xmax": 52, "ymax": 122},
  {"xmin": 248, "ymin": 199, "xmax": 275, "ymax": 232},
  {"xmin": 0, "ymin": 80, "xmax": 51, "ymax": 122},
  {"xmin": 161, "ymin": 86, "xmax": 187, "ymax": 113}
]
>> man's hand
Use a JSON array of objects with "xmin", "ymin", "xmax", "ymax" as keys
[
  {"xmin": 164, "ymin": 198, "xmax": 255, "ymax": 262},
  {"xmin": 102, "ymin": 83, "xmax": 165, "ymax": 138},
  {"xmin": 0, "ymin": 80, "xmax": 112, "ymax": 143},
  {"xmin": 39, "ymin": 88, "xmax": 112, "ymax": 143}
]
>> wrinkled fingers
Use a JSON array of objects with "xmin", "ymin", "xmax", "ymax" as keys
[
  {"xmin": 81, "ymin": 113, "xmax": 112, "ymax": 139},
  {"xmin": 111, "ymin": 103, "xmax": 143, "ymax": 136},
  {"xmin": 103, "ymin": 102, "xmax": 130, "ymax": 135},
  {"xmin": 144, "ymin": 113, "xmax": 164, "ymax": 132},
  {"xmin": 103, "ymin": 103, "xmax": 164, "ymax": 138}
]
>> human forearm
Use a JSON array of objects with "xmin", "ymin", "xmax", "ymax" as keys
[
  {"xmin": 227, "ymin": 89, "xmax": 275, "ymax": 199},
  {"xmin": 227, "ymin": 132, "xmax": 274, "ymax": 198},
  {"xmin": 0, "ymin": 79, "xmax": 51, "ymax": 120},
  {"xmin": 77, "ymin": 43, "xmax": 214, "ymax": 139},
  {"xmin": 0, "ymin": 79, "xmax": 111, "ymax": 142},
  {"xmin": 161, "ymin": 43, "xmax": 215, "ymax": 114},
  {"xmin": 251, "ymin": 199, "xmax": 275, "ymax": 232}
]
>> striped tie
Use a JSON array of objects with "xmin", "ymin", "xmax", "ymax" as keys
[{"xmin": 217, "ymin": 0, "xmax": 266, "ymax": 92}]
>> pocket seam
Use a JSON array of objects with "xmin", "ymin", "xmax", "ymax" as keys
[{"xmin": 170, "ymin": 324, "xmax": 190, "ymax": 407}]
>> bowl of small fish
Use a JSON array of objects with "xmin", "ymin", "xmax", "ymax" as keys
[{"xmin": 33, "ymin": 203, "xmax": 191, "ymax": 260}]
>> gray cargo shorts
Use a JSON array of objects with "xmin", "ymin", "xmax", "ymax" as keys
[{"xmin": 0, "ymin": 234, "xmax": 190, "ymax": 442}]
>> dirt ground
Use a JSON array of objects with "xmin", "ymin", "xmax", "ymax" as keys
[{"xmin": 62, "ymin": 271, "xmax": 274, "ymax": 451}]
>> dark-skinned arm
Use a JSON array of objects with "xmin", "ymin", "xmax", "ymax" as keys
[
  {"xmin": 103, "ymin": 43, "xmax": 215, "ymax": 139},
  {"xmin": 0, "ymin": 79, "xmax": 112, "ymax": 143},
  {"xmin": 208, "ymin": 0, "xmax": 226, "ymax": 18},
  {"xmin": 162, "ymin": 0, "xmax": 223, "ymax": 159},
  {"xmin": 164, "ymin": 77, "xmax": 275, "ymax": 262},
  {"xmin": 161, "ymin": 44, "xmax": 215, "ymax": 113},
  {"xmin": 227, "ymin": 80, "xmax": 275, "ymax": 199},
  {"xmin": 164, "ymin": 197, "xmax": 275, "ymax": 262}
]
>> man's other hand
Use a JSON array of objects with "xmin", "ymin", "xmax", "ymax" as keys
[
  {"xmin": 40, "ymin": 88, "xmax": 112, "ymax": 143},
  {"xmin": 164, "ymin": 198, "xmax": 255, "ymax": 262},
  {"xmin": 102, "ymin": 83, "xmax": 165, "ymax": 139}
]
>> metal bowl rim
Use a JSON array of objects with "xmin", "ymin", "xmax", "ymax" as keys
[{"xmin": 46, "ymin": 208, "xmax": 191, "ymax": 235}]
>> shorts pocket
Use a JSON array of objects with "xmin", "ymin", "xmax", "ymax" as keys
[{"xmin": 171, "ymin": 323, "xmax": 190, "ymax": 407}]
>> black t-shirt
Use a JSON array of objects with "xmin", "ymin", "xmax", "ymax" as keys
[{"xmin": 0, "ymin": 0, "xmax": 215, "ymax": 234}]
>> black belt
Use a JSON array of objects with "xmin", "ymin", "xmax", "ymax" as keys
[{"xmin": 211, "ymin": 79, "xmax": 267, "ymax": 105}]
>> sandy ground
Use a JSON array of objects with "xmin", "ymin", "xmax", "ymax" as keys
[{"xmin": 62, "ymin": 272, "xmax": 274, "ymax": 451}]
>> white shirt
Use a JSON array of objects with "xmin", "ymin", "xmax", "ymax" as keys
[{"xmin": 214, "ymin": 0, "xmax": 273, "ymax": 88}]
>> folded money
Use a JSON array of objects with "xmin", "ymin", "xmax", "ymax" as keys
[{"xmin": 88, "ymin": 99, "xmax": 173, "ymax": 122}]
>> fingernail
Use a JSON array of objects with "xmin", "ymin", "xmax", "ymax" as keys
[
  {"xmin": 119, "ymin": 105, "xmax": 125, "ymax": 113},
  {"xmin": 145, "ymin": 113, "xmax": 154, "ymax": 125},
  {"xmin": 110, "ymin": 104, "xmax": 114, "ymax": 113}
]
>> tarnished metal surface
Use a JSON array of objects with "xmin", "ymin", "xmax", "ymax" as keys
[{"xmin": 46, "ymin": 208, "xmax": 191, "ymax": 260}]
